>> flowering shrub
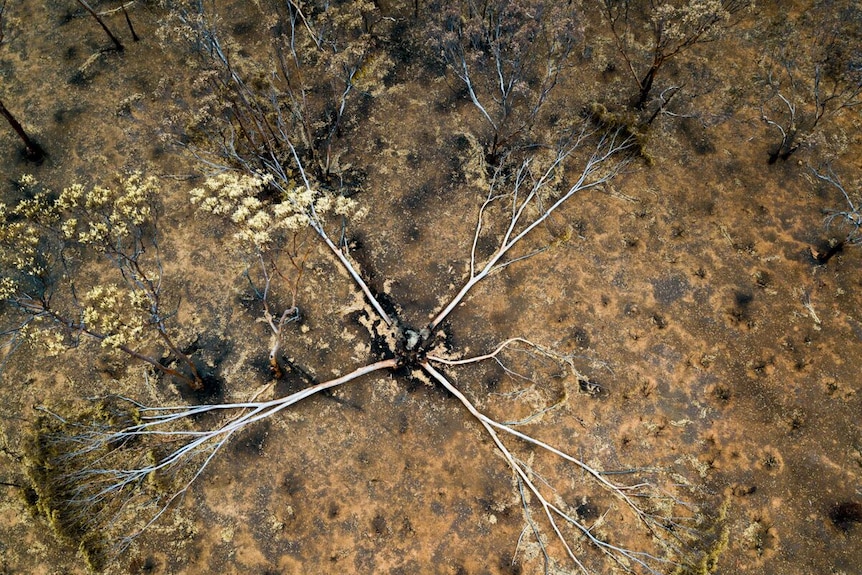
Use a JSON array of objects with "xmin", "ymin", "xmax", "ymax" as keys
[
  {"xmin": 189, "ymin": 172, "xmax": 363, "ymax": 251},
  {"xmin": 1, "ymin": 173, "xmax": 200, "ymax": 385}
]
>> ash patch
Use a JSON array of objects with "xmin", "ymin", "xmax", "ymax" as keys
[{"xmin": 651, "ymin": 275, "xmax": 690, "ymax": 306}]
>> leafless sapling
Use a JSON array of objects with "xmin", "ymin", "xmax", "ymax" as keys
[
  {"xmin": 120, "ymin": 3, "xmax": 139, "ymax": 42},
  {"xmin": 0, "ymin": 99, "xmax": 45, "ymax": 162},
  {"xmin": 434, "ymin": 0, "xmax": 580, "ymax": 168},
  {"xmin": 0, "ymin": 2, "xmax": 45, "ymax": 162}
]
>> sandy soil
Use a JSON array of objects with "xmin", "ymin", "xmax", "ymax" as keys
[{"xmin": 1, "ymin": 1, "xmax": 860, "ymax": 574}]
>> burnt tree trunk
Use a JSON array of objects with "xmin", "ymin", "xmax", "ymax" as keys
[{"xmin": 0, "ymin": 99, "xmax": 44, "ymax": 162}]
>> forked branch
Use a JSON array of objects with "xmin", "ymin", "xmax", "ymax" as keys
[
  {"xmin": 429, "ymin": 127, "xmax": 633, "ymax": 330},
  {"xmin": 421, "ymin": 361, "xmax": 686, "ymax": 574}
]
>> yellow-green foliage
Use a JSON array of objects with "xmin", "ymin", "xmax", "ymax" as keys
[
  {"xmin": 0, "ymin": 176, "xmax": 53, "ymax": 299},
  {"xmin": 79, "ymin": 536, "xmax": 107, "ymax": 573},
  {"xmin": 24, "ymin": 415, "xmax": 93, "ymax": 543},
  {"xmin": 22, "ymin": 401, "xmax": 142, "ymax": 572},
  {"xmin": 1, "ymin": 173, "xmax": 159, "ymax": 299},
  {"xmin": 672, "ymin": 497, "xmax": 731, "ymax": 575},
  {"xmin": 81, "ymin": 284, "xmax": 150, "ymax": 349},
  {"xmin": 652, "ymin": 0, "xmax": 736, "ymax": 44},
  {"xmin": 672, "ymin": 524, "xmax": 729, "ymax": 575},
  {"xmin": 1, "ymin": 173, "xmax": 166, "ymax": 357},
  {"xmin": 587, "ymin": 102, "xmax": 654, "ymax": 164}
]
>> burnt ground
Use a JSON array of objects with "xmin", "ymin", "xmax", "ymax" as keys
[{"xmin": 0, "ymin": 2, "xmax": 860, "ymax": 574}]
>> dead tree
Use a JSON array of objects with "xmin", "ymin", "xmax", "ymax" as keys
[
  {"xmin": 433, "ymin": 0, "xmax": 581, "ymax": 167},
  {"xmin": 759, "ymin": 4, "xmax": 862, "ymax": 163},
  {"xmin": 602, "ymin": 0, "xmax": 751, "ymax": 110}
]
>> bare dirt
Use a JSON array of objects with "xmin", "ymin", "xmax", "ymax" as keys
[{"xmin": 1, "ymin": 2, "xmax": 860, "ymax": 575}]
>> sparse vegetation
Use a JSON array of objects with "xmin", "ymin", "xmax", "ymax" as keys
[
  {"xmin": 601, "ymin": 0, "xmax": 752, "ymax": 110},
  {"xmin": 1, "ymin": 0, "xmax": 861, "ymax": 574},
  {"xmin": 758, "ymin": 0, "xmax": 862, "ymax": 163}
]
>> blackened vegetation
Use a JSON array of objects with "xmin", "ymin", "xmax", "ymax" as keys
[
  {"xmin": 379, "ymin": 20, "xmax": 419, "ymax": 85},
  {"xmin": 483, "ymin": 375, "xmax": 501, "ymax": 393},
  {"xmin": 176, "ymin": 373, "xmax": 224, "ymax": 406},
  {"xmin": 121, "ymin": 4, "xmax": 139, "ymax": 42},
  {"xmin": 578, "ymin": 376, "xmax": 606, "ymax": 398},
  {"xmin": 395, "ymin": 325, "xmax": 434, "ymax": 368},
  {"xmin": 828, "ymin": 501, "xmax": 862, "ymax": 533},
  {"xmin": 273, "ymin": 356, "xmax": 316, "ymax": 397},
  {"xmin": 128, "ymin": 555, "xmax": 158, "ymax": 574},
  {"xmin": 402, "ymin": 181, "xmax": 437, "ymax": 212},
  {"xmin": 766, "ymin": 134, "xmax": 799, "ymax": 166},
  {"xmin": 341, "ymin": 232, "xmax": 381, "ymax": 289},
  {"xmin": 735, "ymin": 290, "xmax": 754, "ymax": 309},
  {"xmin": 576, "ymin": 499, "xmax": 600, "ymax": 522},
  {"xmin": 446, "ymin": 134, "xmax": 470, "ymax": 182},
  {"xmin": 172, "ymin": 336, "xmax": 228, "ymax": 404},
  {"xmin": 712, "ymin": 384, "xmax": 731, "ymax": 404},
  {"xmin": 371, "ymin": 513, "xmax": 388, "ymax": 535},
  {"xmin": 679, "ymin": 116, "xmax": 716, "ymax": 155},
  {"xmin": 810, "ymin": 240, "xmax": 844, "ymax": 264},
  {"xmin": 568, "ymin": 326, "xmax": 591, "ymax": 349},
  {"xmin": 280, "ymin": 471, "xmax": 305, "ymax": 498},
  {"xmin": 343, "ymin": 266, "xmax": 448, "ymax": 371},
  {"xmin": 810, "ymin": 167, "xmax": 862, "ymax": 262}
]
